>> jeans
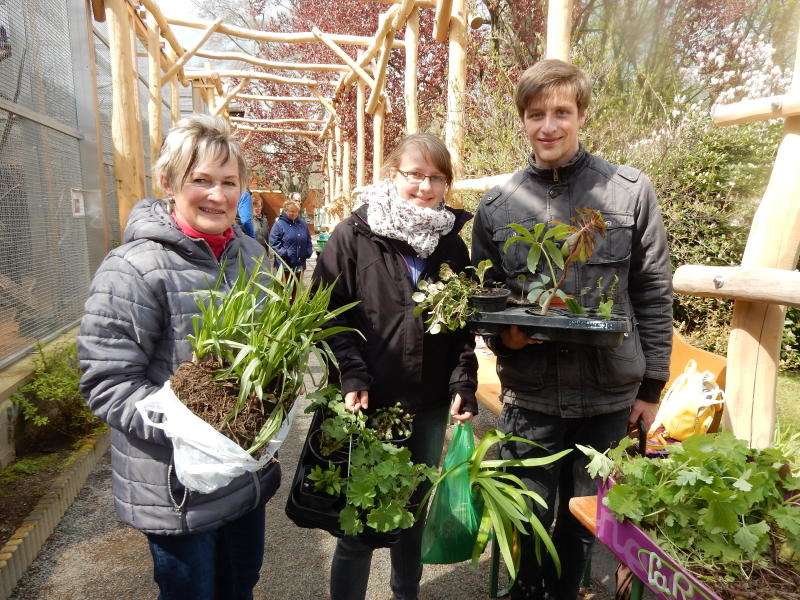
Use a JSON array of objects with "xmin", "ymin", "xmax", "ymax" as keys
[
  {"xmin": 146, "ymin": 503, "xmax": 266, "ymax": 600},
  {"xmin": 499, "ymin": 406, "xmax": 629, "ymax": 600},
  {"xmin": 329, "ymin": 404, "xmax": 450, "ymax": 600}
]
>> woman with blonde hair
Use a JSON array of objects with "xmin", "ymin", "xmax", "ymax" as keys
[
  {"xmin": 313, "ymin": 133, "xmax": 478, "ymax": 600},
  {"xmin": 78, "ymin": 115, "xmax": 279, "ymax": 600}
]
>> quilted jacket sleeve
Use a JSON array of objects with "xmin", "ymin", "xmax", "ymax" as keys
[{"xmin": 77, "ymin": 252, "xmax": 171, "ymax": 446}]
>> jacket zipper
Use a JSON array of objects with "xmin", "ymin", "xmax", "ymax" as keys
[{"xmin": 553, "ymin": 167, "xmax": 560, "ymax": 183}]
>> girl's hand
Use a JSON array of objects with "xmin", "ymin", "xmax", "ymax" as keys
[
  {"xmin": 344, "ymin": 390, "xmax": 369, "ymax": 413},
  {"xmin": 451, "ymin": 394, "xmax": 474, "ymax": 423}
]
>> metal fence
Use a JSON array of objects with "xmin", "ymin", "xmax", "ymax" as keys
[{"xmin": 0, "ymin": 0, "xmax": 166, "ymax": 368}]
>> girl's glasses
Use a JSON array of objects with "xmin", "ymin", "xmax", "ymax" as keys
[{"xmin": 397, "ymin": 169, "xmax": 447, "ymax": 187}]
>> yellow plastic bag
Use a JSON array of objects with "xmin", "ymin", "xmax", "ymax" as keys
[{"xmin": 648, "ymin": 359, "xmax": 725, "ymax": 442}]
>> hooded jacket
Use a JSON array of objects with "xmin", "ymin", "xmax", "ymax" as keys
[
  {"xmin": 312, "ymin": 204, "xmax": 478, "ymax": 416},
  {"xmin": 471, "ymin": 148, "xmax": 673, "ymax": 417},
  {"xmin": 77, "ymin": 198, "xmax": 280, "ymax": 535},
  {"xmin": 268, "ymin": 213, "xmax": 313, "ymax": 270}
]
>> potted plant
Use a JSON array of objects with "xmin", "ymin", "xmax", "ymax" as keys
[
  {"xmin": 411, "ymin": 259, "xmax": 508, "ymax": 335},
  {"xmin": 168, "ymin": 258, "xmax": 358, "ymax": 455},
  {"xmin": 467, "ymin": 208, "xmax": 632, "ymax": 347},
  {"xmin": 285, "ymin": 386, "xmax": 435, "ymax": 546},
  {"xmin": 578, "ymin": 431, "xmax": 800, "ymax": 599}
]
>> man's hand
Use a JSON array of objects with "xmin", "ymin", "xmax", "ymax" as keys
[
  {"xmin": 450, "ymin": 394, "xmax": 474, "ymax": 423},
  {"xmin": 344, "ymin": 390, "xmax": 369, "ymax": 413},
  {"xmin": 629, "ymin": 399, "xmax": 658, "ymax": 432},
  {"xmin": 499, "ymin": 324, "xmax": 542, "ymax": 349}
]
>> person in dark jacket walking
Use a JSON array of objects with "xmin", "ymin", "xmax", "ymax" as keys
[
  {"xmin": 471, "ymin": 60, "xmax": 673, "ymax": 600},
  {"xmin": 268, "ymin": 195, "xmax": 313, "ymax": 272},
  {"xmin": 252, "ymin": 194, "xmax": 270, "ymax": 250},
  {"xmin": 77, "ymin": 115, "xmax": 280, "ymax": 600},
  {"xmin": 313, "ymin": 134, "xmax": 479, "ymax": 600}
]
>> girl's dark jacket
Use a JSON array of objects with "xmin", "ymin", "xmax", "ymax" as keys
[
  {"xmin": 312, "ymin": 204, "xmax": 479, "ymax": 416},
  {"xmin": 268, "ymin": 213, "xmax": 313, "ymax": 270},
  {"xmin": 77, "ymin": 198, "xmax": 280, "ymax": 535}
]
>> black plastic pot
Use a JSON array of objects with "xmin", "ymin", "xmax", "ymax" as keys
[
  {"xmin": 468, "ymin": 306, "xmax": 632, "ymax": 348},
  {"xmin": 469, "ymin": 288, "xmax": 511, "ymax": 313},
  {"xmin": 284, "ymin": 409, "xmax": 401, "ymax": 548}
]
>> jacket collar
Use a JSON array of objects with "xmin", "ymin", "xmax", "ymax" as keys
[{"xmin": 526, "ymin": 145, "xmax": 588, "ymax": 183}]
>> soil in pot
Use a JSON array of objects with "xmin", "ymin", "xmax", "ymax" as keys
[
  {"xmin": 469, "ymin": 288, "xmax": 510, "ymax": 312},
  {"xmin": 308, "ymin": 429, "xmax": 351, "ymax": 465},
  {"xmin": 170, "ymin": 359, "xmax": 270, "ymax": 450}
]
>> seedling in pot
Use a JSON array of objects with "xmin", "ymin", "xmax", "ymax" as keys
[
  {"xmin": 368, "ymin": 402, "xmax": 413, "ymax": 442},
  {"xmin": 595, "ymin": 274, "xmax": 619, "ymax": 321},
  {"xmin": 504, "ymin": 207, "xmax": 607, "ymax": 315}
]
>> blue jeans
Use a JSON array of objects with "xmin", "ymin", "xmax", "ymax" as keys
[
  {"xmin": 329, "ymin": 404, "xmax": 450, "ymax": 600},
  {"xmin": 146, "ymin": 503, "xmax": 266, "ymax": 600},
  {"xmin": 498, "ymin": 406, "xmax": 629, "ymax": 600}
]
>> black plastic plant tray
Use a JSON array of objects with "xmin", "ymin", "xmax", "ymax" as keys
[{"xmin": 468, "ymin": 306, "xmax": 632, "ymax": 348}]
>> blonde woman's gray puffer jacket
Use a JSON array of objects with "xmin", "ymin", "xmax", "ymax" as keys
[{"xmin": 78, "ymin": 198, "xmax": 280, "ymax": 535}]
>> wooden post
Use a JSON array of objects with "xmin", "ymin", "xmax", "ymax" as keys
[
  {"xmin": 356, "ymin": 78, "xmax": 366, "ymax": 188},
  {"xmin": 334, "ymin": 125, "xmax": 343, "ymax": 202},
  {"xmin": 445, "ymin": 0, "xmax": 466, "ymax": 204},
  {"xmin": 342, "ymin": 140, "xmax": 351, "ymax": 207},
  {"xmin": 146, "ymin": 12, "xmax": 163, "ymax": 196},
  {"xmin": 372, "ymin": 102, "xmax": 385, "ymax": 183},
  {"xmin": 105, "ymin": 0, "xmax": 146, "ymax": 231},
  {"xmin": 545, "ymin": 0, "xmax": 572, "ymax": 61},
  {"xmin": 170, "ymin": 77, "xmax": 181, "ymax": 125},
  {"xmin": 404, "ymin": 7, "xmax": 419, "ymax": 134}
]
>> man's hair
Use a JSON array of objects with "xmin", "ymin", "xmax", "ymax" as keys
[
  {"xmin": 153, "ymin": 114, "xmax": 248, "ymax": 193},
  {"xmin": 381, "ymin": 133, "xmax": 454, "ymax": 186},
  {"xmin": 514, "ymin": 59, "xmax": 592, "ymax": 119}
]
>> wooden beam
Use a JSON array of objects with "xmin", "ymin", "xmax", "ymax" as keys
[
  {"xmin": 372, "ymin": 102, "xmax": 385, "ymax": 182},
  {"xmin": 311, "ymin": 26, "xmax": 377, "ymax": 90},
  {"xmin": 91, "ymin": 0, "xmax": 105, "ymax": 22},
  {"xmin": 232, "ymin": 125, "xmax": 323, "ymax": 137},
  {"xmin": 673, "ymin": 265, "xmax": 800, "ymax": 307},
  {"xmin": 184, "ymin": 69, "xmax": 322, "ymax": 87},
  {"xmin": 712, "ymin": 94, "xmax": 800, "ymax": 127},
  {"xmin": 105, "ymin": 0, "xmax": 146, "ymax": 232},
  {"xmin": 404, "ymin": 6, "xmax": 419, "ymax": 134},
  {"xmin": 356, "ymin": 78, "xmax": 366, "ymax": 188},
  {"xmin": 165, "ymin": 16, "xmax": 405, "ymax": 48},
  {"xmin": 545, "ymin": 0, "xmax": 572, "ymax": 61},
  {"xmin": 231, "ymin": 117, "xmax": 327, "ymax": 125},
  {"xmin": 307, "ymin": 85, "xmax": 337, "ymax": 117},
  {"xmin": 366, "ymin": 29, "xmax": 394, "ymax": 114},
  {"xmin": 146, "ymin": 12, "xmax": 163, "ymax": 196},
  {"xmin": 193, "ymin": 49, "xmax": 348, "ymax": 72},
  {"xmin": 138, "ymin": 0, "xmax": 187, "ymax": 66},
  {"xmin": 445, "ymin": 0, "xmax": 466, "ymax": 201},
  {"xmin": 342, "ymin": 139, "xmax": 351, "ymax": 205},
  {"xmin": 334, "ymin": 125, "xmax": 343, "ymax": 200},
  {"xmin": 170, "ymin": 76, "xmax": 181, "ymax": 124},
  {"xmin": 392, "ymin": 0, "xmax": 419, "ymax": 29},
  {"xmin": 212, "ymin": 77, "xmax": 251, "ymax": 117},
  {"xmin": 236, "ymin": 94, "xmax": 319, "ymax": 102},
  {"xmin": 433, "ymin": 0, "xmax": 453, "ymax": 42},
  {"xmin": 161, "ymin": 17, "xmax": 223, "ymax": 84}
]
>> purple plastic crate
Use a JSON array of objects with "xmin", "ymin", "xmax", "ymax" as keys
[{"xmin": 596, "ymin": 478, "xmax": 722, "ymax": 600}]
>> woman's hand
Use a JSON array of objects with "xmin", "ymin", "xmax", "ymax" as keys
[
  {"xmin": 344, "ymin": 390, "xmax": 369, "ymax": 413},
  {"xmin": 451, "ymin": 394, "xmax": 474, "ymax": 423},
  {"xmin": 499, "ymin": 324, "xmax": 542, "ymax": 349}
]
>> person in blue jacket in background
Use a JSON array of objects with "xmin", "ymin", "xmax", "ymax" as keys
[
  {"xmin": 268, "ymin": 194, "xmax": 313, "ymax": 273},
  {"xmin": 237, "ymin": 188, "xmax": 255, "ymax": 238}
]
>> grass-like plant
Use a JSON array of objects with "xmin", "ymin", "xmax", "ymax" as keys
[
  {"xmin": 188, "ymin": 257, "xmax": 358, "ymax": 454},
  {"xmin": 504, "ymin": 207, "xmax": 607, "ymax": 315},
  {"xmin": 421, "ymin": 429, "xmax": 571, "ymax": 583}
]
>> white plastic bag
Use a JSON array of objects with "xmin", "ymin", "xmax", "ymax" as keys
[{"xmin": 135, "ymin": 381, "xmax": 297, "ymax": 494}]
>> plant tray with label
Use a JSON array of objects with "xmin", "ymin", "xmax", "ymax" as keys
[
  {"xmin": 467, "ymin": 306, "xmax": 632, "ymax": 347},
  {"xmin": 596, "ymin": 479, "xmax": 722, "ymax": 600}
]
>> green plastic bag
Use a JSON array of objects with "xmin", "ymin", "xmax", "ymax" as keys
[{"xmin": 420, "ymin": 421, "xmax": 483, "ymax": 564}]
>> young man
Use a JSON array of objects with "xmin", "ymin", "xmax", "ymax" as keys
[{"xmin": 471, "ymin": 59, "xmax": 673, "ymax": 599}]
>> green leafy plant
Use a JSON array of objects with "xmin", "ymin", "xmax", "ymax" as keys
[
  {"xmin": 304, "ymin": 387, "xmax": 436, "ymax": 536},
  {"xmin": 579, "ymin": 432, "xmax": 800, "ymax": 590},
  {"xmin": 11, "ymin": 342, "xmax": 103, "ymax": 440},
  {"xmin": 595, "ymin": 274, "xmax": 619, "ymax": 321},
  {"xmin": 186, "ymin": 257, "xmax": 359, "ymax": 454},
  {"xmin": 504, "ymin": 208, "xmax": 607, "ymax": 315},
  {"xmin": 421, "ymin": 429, "xmax": 571, "ymax": 584},
  {"xmin": 411, "ymin": 259, "xmax": 495, "ymax": 334}
]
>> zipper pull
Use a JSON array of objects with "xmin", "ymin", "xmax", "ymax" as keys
[{"xmin": 553, "ymin": 168, "xmax": 560, "ymax": 183}]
